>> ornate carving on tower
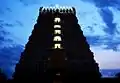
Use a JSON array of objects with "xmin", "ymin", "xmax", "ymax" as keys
[{"xmin": 13, "ymin": 5, "xmax": 101, "ymax": 82}]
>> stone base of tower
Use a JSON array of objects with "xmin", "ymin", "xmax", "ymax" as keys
[
  {"xmin": 13, "ymin": 71, "xmax": 101, "ymax": 83},
  {"xmin": 13, "ymin": 58, "xmax": 101, "ymax": 82}
]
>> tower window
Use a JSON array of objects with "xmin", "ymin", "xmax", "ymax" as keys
[
  {"xmin": 54, "ymin": 17, "xmax": 61, "ymax": 23},
  {"xmin": 54, "ymin": 30, "xmax": 61, "ymax": 34},
  {"xmin": 54, "ymin": 44, "xmax": 61, "ymax": 49},
  {"xmin": 48, "ymin": 58, "xmax": 51, "ymax": 60},
  {"xmin": 65, "ymin": 57, "xmax": 67, "ymax": 60},
  {"xmin": 56, "ymin": 72, "xmax": 60, "ymax": 76},
  {"xmin": 53, "ymin": 36, "xmax": 62, "ymax": 41},
  {"xmin": 54, "ymin": 25, "xmax": 61, "ymax": 28}
]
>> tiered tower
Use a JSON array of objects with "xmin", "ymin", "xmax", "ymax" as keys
[{"xmin": 13, "ymin": 5, "xmax": 101, "ymax": 82}]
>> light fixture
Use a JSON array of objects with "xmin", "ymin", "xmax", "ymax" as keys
[
  {"xmin": 54, "ymin": 25, "xmax": 61, "ymax": 28},
  {"xmin": 54, "ymin": 30, "xmax": 61, "ymax": 34},
  {"xmin": 54, "ymin": 17, "xmax": 61, "ymax": 23},
  {"xmin": 53, "ymin": 36, "xmax": 62, "ymax": 41},
  {"xmin": 54, "ymin": 44, "xmax": 61, "ymax": 49}
]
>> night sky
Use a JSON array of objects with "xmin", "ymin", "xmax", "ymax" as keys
[{"xmin": 0, "ymin": 0, "xmax": 120, "ymax": 78}]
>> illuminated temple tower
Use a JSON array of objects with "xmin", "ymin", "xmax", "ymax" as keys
[{"xmin": 13, "ymin": 5, "xmax": 101, "ymax": 82}]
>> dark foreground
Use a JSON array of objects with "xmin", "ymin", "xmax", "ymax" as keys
[{"xmin": 0, "ymin": 78, "xmax": 119, "ymax": 83}]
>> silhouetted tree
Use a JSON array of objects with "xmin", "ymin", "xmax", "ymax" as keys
[
  {"xmin": 115, "ymin": 72, "xmax": 120, "ymax": 78},
  {"xmin": 0, "ymin": 68, "xmax": 7, "ymax": 82}
]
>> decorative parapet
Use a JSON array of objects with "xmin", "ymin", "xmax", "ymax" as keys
[{"xmin": 39, "ymin": 4, "xmax": 76, "ymax": 14}]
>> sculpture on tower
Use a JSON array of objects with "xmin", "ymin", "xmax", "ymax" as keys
[{"xmin": 13, "ymin": 5, "xmax": 101, "ymax": 82}]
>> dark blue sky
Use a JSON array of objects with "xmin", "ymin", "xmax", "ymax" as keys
[{"xmin": 0, "ymin": 0, "xmax": 120, "ymax": 78}]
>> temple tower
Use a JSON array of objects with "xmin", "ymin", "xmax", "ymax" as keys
[{"xmin": 13, "ymin": 5, "xmax": 101, "ymax": 82}]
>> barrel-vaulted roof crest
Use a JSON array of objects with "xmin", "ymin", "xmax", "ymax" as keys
[{"xmin": 39, "ymin": 4, "xmax": 76, "ymax": 14}]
